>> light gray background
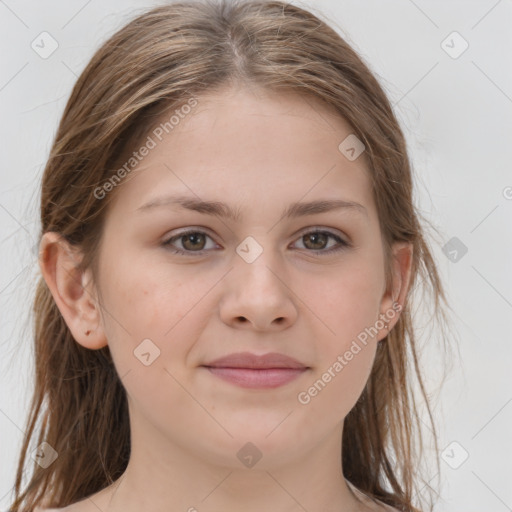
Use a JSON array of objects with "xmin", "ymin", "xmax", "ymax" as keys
[{"xmin": 1, "ymin": 1, "xmax": 511, "ymax": 511}]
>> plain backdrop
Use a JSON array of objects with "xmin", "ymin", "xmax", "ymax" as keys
[{"xmin": 1, "ymin": 1, "xmax": 511, "ymax": 511}]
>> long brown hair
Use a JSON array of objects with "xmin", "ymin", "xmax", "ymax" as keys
[{"xmin": 9, "ymin": 1, "xmax": 454, "ymax": 510}]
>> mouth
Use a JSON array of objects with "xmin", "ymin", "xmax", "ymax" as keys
[
  {"xmin": 202, "ymin": 366, "xmax": 309, "ymax": 389},
  {"xmin": 201, "ymin": 352, "xmax": 310, "ymax": 389}
]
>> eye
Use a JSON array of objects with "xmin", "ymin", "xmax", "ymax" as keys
[
  {"xmin": 162, "ymin": 228, "xmax": 351, "ymax": 256},
  {"xmin": 162, "ymin": 229, "xmax": 218, "ymax": 255},
  {"xmin": 291, "ymin": 229, "xmax": 350, "ymax": 254}
]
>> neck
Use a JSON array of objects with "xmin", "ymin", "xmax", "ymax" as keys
[{"xmin": 87, "ymin": 415, "xmax": 365, "ymax": 512}]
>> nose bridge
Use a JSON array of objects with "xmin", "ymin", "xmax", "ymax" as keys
[{"xmin": 233, "ymin": 233, "xmax": 282, "ymax": 290}]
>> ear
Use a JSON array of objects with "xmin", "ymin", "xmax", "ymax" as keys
[
  {"xmin": 38, "ymin": 232, "xmax": 108, "ymax": 349},
  {"xmin": 376, "ymin": 241, "xmax": 413, "ymax": 341}
]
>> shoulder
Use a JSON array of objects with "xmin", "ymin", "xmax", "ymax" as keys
[
  {"xmin": 347, "ymin": 483, "xmax": 401, "ymax": 512},
  {"xmin": 34, "ymin": 504, "xmax": 84, "ymax": 512},
  {"xmin": 353, "ymin": 491, "xmax": 402, "ymax": 512},
  {"xmin": 376, "ymin": 502, "xmax": 402, "ymax": 512},
  {"xmin": 364, "ymin": 503, "xmax": 400, "ymax": 512},
  {"xmin": 33, "ymin": 483, "xmax": 114, "ymax": 512},
  {"xmin": 33, "ymin": 491, "xmax": 116, "ymax": 512},
  {"xmin": 371, "ymin": 500, "xmax": 401, "ymax": 511}
]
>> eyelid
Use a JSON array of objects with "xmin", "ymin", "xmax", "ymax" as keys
[{"xmin": 295, "ymin": 225, "xmax": 348, "ymax": 241}]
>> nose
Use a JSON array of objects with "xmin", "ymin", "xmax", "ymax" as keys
[{"xmin": 218, "ymin": 249, "xmax": 298, "ymax": 332}]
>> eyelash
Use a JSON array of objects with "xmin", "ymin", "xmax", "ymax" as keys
[{"xmin": 162, "ymin": 228, "xmax": 351, "ymax": 256}]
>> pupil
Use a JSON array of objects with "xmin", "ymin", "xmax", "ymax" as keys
[
  {"xmin": 184, "ymin": 233, "xmax": 204, "ymax": 250},
  {"xmin": 307, "ymin": 233, "xmax": 326, "ymax": 249}
]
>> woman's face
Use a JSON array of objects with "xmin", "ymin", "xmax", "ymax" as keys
[{"xmin": 84, "ymin": 86, "xmax": 405, "ymax": 469}]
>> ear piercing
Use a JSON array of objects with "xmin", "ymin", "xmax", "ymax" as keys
[{"xmin": 85, "ymin": 330, "xmax": 91, "ymax": 336}]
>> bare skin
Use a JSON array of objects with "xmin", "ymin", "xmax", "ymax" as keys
[
  {"xmin": 38, "ymin": 84, "xmax": 411, "ymax": 512},
  {"xmin": 36, "ymin": 483, "xmax": 398, "ymax": 512}
]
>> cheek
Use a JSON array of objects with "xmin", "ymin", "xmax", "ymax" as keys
[
  {"xmin": 297, "ymin": 344, "xmax": 376, "ymax": 432},
  {"xmin": 97, "ymin": 254, "xmax": 211, "ymax": 372},
  {"xmin": 297, "ymin": 267, "xmax": 382, "ymax": 420},
  {"xmin": 96, "ymin": 267, "xmax": 203, "ymax": 421},
  {"xmin": 296, "ymin": 262, "xmax": 382, "ymax": 412},
  {"xmin": 303, "ymin": 259, "xmax": 384, "ymax": 345}
]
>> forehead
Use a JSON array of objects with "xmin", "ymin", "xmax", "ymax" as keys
[{"xmin": 106, "ymin": 86, "xmax": 376, "ymax": 222}]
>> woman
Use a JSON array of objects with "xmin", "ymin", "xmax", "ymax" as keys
[{"xmin": 9, "ymin": 1, "xmax": 450, "ymax": 511}]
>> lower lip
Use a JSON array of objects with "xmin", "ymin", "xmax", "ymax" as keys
[{"xmin": 204, "ymin": 367, "xmax": 307, "ymax": 389}]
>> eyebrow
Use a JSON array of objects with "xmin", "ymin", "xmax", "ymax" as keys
[{"xmin": 136, "ymin": 194, "xmax": 368, "ymax": 222}]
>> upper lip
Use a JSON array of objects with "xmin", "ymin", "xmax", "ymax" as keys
[{"xmin": 202, "ymin": 352, "xmax": 308, "ymax": 369}]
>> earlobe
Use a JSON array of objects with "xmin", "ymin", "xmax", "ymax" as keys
[
  {"xmin": 377, "ymin": 241, "xmax": 413, "ymax": 340},
  {"xmin": 38, "ymin": 232, "xmax": 108, "ymax": 350}
]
